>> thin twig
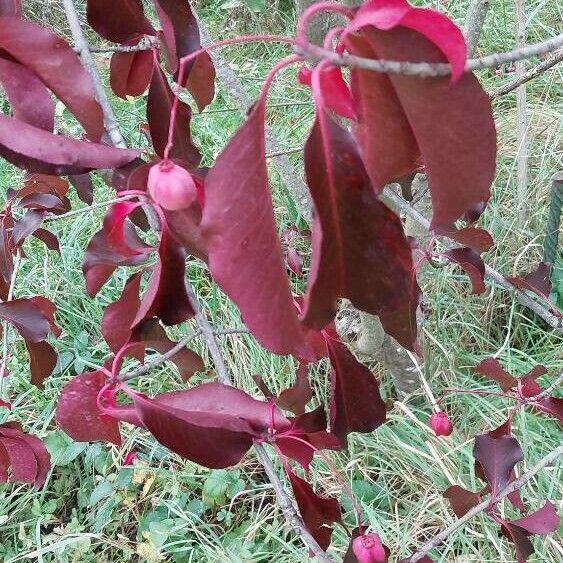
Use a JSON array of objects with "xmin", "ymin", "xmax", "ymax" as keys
[
  {"xmin": 185, "ymin": 282, "xmax": 232, "ymax": 386},
  {"xmin": 515, "ymin": 0, "xmax": 529, "ymax": 228},
  {"xmin": 464, "ymin": 0, "xmax": 490, "ymax": 56},
  {"xmin": 490, "ymin": 49, "xmax": 562, "ymax": 98},
  {"xmin": 254, "ymin": 443, "xmax": 333, "ymax": 563},
  {"xmin": 43, "ymin": 196, "xmax": 135, "ymax": 223},
  {"xmin": 408, "ymin": 444, "xmax": 563, "ymax": 562},
  {"xmin": 298, "ymin": 33, "xmax": 563, "ymax": 77},
  {"xmin": 85, "ymin": 37, "xmax": 159, "ymax": 54},
  {"xmin": 121, "ymin": 331, "xmax": 202, "ymax": 382},
  {"xmin": 62, "ymin": 0, "xmax": 127, "ymax": 149},
  {"xmin": 527, "ymin": 372, "xmax": 563, "ymax": 402},
  {"xmin": 383, "ymin": 188, "xmax": 563, "ymax": 330}
]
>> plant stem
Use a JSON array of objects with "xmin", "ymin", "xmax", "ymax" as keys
[
  {"xmin": 408, "ymin": 445, "xmax": 563, "ymax": 562},
  {"xmin": 464, "ymin": 0, "xmax": 490, "ymax": 56}
]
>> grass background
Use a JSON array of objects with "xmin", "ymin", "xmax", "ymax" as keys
[{"xmin": 0, "ymin": 0, "xmax": 561, "ymax": 561}]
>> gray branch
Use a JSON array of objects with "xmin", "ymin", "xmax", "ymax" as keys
[
  {"xmin": 408, "ymin": 444, "xmax": 563, "ymax": 562},
  {"xmin": 464, "ymin": 0, "xmax": 490, "ymax": 56},
  {"xmin": 298, "ymin": 32, "xmax": 563, "ymax": 77}
]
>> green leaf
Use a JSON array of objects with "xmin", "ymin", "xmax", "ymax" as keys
[
  {"xmin": 203, "ymin": 470, "xmax": 230, "ymax": 499},
  {"xmin": 44, "ymin": 431, "xmax": 87, "ymax": 466},
  {"xmin": 89, "ymin": 480, "xmax": 113, "ymax": 506}
]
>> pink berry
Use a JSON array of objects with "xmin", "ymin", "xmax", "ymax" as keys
[
  {"xmin": 298, "ymin": 66, "xmax": 312, "ymax": 86},
  {"xmin": 352, "ymin": 533, "xmax": 386, "ymax": 563},
  {"xmin": 123, "ymin": 451, "xmax": 137, "ymax": 466},
  {"xmin": 148, "ymin": 160, "xmax": 197, "ymax": 211},
  {"xmin": 430, "ymin": 411, "xmax": 453, "ymax": 436},
  {"xmin": 495, "ymin": 68, "xmax": 503, "ymax": 76}
]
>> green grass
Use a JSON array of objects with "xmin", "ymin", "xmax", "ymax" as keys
[{"xmin": 1, "ymin": 0, "xmax": 562, "ymax": 561}]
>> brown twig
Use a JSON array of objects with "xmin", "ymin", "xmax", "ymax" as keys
[
  {"xmin": 491, "ymin": 49, "xmax": 563, "ymax": 98},
  {"xmin": 408, "ymin": 444, "xmax": 563, "ymax": 562},
  {"xmin": 298, "ymin": 32, "xmax": 563, "ymax": 77}
]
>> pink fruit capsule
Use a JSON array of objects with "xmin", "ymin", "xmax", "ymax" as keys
[
  {"xmin": 429, "ymin": 411, "xmax": 453, "ymax": 436},
  {"xmin": 352, "ymin": 533, "xmax": 386, "ymax": 563},
  {"xmin": 298, "ymin": 66, "xmax": 312, "ymax": 86},
  {"xmin": 148, "ymin": 160, "xmax": 197, "ymax": 211}
]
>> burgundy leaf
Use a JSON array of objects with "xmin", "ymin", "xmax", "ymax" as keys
[
  {"xmin": 474, "ymin": 357, "xmax": 517, "ymax": 391},
  {"xmin": 442, "ymin": 247, "xmax": 486, "ymax": 295},
  {"xmin": 508, "ymin": 262, "xmax": 554, "ymax": 302},
  {"xmin": 0, "ymin": 17, "xmax": 103, "ymax": 140},
  {"xmin": 185, "ymin": 52, "xmax": 216, "ymax": 112},
  {"xmin": 0, "ymin": 0, "xmax": 20, "ymax": 17},
  {"xmin": 0, "ymin": 219, "xmax": 13, "ymax": 291},
  {"xmin": 32, "ymin": 228, "xmax": 60, "ymax": 253},
  {"xmin": 20, "ymin": 173, "xmax": 69, "ymax": 197},
  {"xmin": 19, "ymin": 192, "xmax": 65, "ymax": 211},
  {"xmin": 132, "ymin": 227, "xmax": 194, "ymax": 327},
  {"xmin": 532, "ymin": 397, "xmax": 563, "ymax": 424},
  {"xmin": 443, "ymin": 226, "xmax": 494, "ymax": 253},
  {"xmin": 325, "ymin": 331, "xmax": 386, "ymax": 445},
  {"xmin": 277, "ymin": 365, "xmax": 313, "ymax": 415},
  {"xmin": 83, "ymin": 226, "xmax": 151, "ymax": 297},
  {"xmin": 56, "ymin": 370, "xmax": 122, "ymax": 445},
  {"xmin": 0, "ymin": 298, "xmax": 50, "ymax": 342},
  {"xmin": 86, "ymin": 0, "xmax": 154, "ymax": 44},
  {"xmin": 510, "ymin": 501, "xmax": 559, "ymax": 535},
  {"xmin": 345, "ymin": 26, "xmax": 495, "ymax": 228},
  {"xmin": 153, "ymin": 0, "xmax": 200, "ymax": 75},
  {"xmin": 0, "ymin": 423, "xmax": 50, "ymax": 488},
  {"xmin": 0, "ymin": 114, "xmax": 140, "ymax": 175},
  {"xmin": 69, "ymin": 173, "xmax": 94, "ymax": 205},
  {"xmin": 12, "ymin": 210, "xmax": 46, "ymax": 246},
  {"xmin": 473, "ymin": 434, "xmax": 524, "ymax": 496},
  {"xmin": 201, "ymin": 95, "xmax": 313, "ymax": 359},
  {"xmin": 286, "ymin": 465, "xmax": 341, "ymax": 551},
  {"xmin": 102, "ymin": 271, "xmax": 143, "ymax": 354},
  {"xmin": 131, "ymin": 318, "xmax": 204, "ymax": 381},
  {"xmin": 286, "ymin": 247, "xmax": 304, "ymax": 276},
  {"xmin": 0, "ymin": 434, "xmax": 37, "ymax": 483},
  {"xmin": 26, "ymin": 340, "xmax": 57, "ymax": 388},
  {"xmin": 315, "ymin": 66, "xmax": 356, "ymax": 120},
  {"xmin": 348, "ymin": 0, "xmax": 467, "ymax": 80},
  {"xmin": 29, "ymin": 296, "xmax": 60, "ymax": 336},
  {"xmin": 165, "ymin": 205, "xmax": 208, "ymax": 260},
  {"xmin": 147, "ymin": 64, "xmax": 201, "ymax": 166},
  {"xmin": 500, "ymin": 523, "xmax": 534, "ymax": 563},
  {"xmin": 302, "ymin": 110, "xmax": 419, "ymax": 350},
  {"xmin": 103, "ymin": 200, "xmax": 148, "ymax": 257},
  {"xmin": 0, "ymin": 56, "xmax": 54, "ymax": 131},
  {"xmin": 443, "ymin": 485, "xmax": 481, "ymax": 518},
  {"xmin": 110, "ymin": 49, "xmax": 154, "ymax": 99}
]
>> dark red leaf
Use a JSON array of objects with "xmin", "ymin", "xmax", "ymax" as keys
[
  {"xmin": 147, "ymin": 64, "xmax": 201, "ymax": 166},
  {"xmin": 443, "ymin": 485, "xmax": 481, "ymax": 518},
  {"xmin": 132, "ymin": 227, "xmax": 194, "ymax": 327},
  {"xmin": 153, "ymin": 0, "xmax": 200, "ymax": 75},
  {"xmin": 277, "ymin": 365, "xmax": 313, "ymax": 415},
  {"xmin": 0, "ymin": 56, "xmax": 54, "ymax": 131},
  {"xmin": 442, "ymin": 247, "xmax": 486, "ymax": 295},
  {"xmin": 0, "ymin": 298, "xmax": 50, "ymax": 342},
  {"xmin": 0, "ymin": 434, "xmax": 37, "ymax": 483},
  {"xmin": 0, "ymin": 219, "xmax": 13, "ymax": 291},
  {"xmin": 32, "ymin": 228, "xmax": 60, "ymax": 253},
  {"xmin": 532, "ymin": 397, "xmax": 563, "ymax": 424},
  {"xmin": 0, "ymin": 0, "xmax": 20, "ymax": 17},
  {"xmin": 86, "ymin": 0, "xmax": 154, "ymax": 44},
  {"xmin": 29, "ymin": 296, "xmax": 61, "ymax": 337},
  {"xmin": 500, "ymin": 523, "xmax": 534, "ymax": 563},
  {"xmin": 0, "ymin": 17, "xmax": 103, "ymax": 140},
  {"xmin": 286, "ymin": 465, "xmax": 341, "ymax": 551},
  {"xmin": 508, "ymin": 262, "xmax": 554, "ymax": 302},
  {"xmin": 473, "ymin": 434, "xmax": 523, "ymax": 496},
  {"xmin": 348, "ymin": 0, "xmax": 467, "ymax": 80},
  {"xmin": 110, "ymin": 49, "xmax": 154, "ymax": 99},
  {"xmin": 69, "ymin": 174, "xmax": 93, "ymax": 205},
  {"xmin": 102, "ymin": 271, "xmax": 143, "ymax": 354},
  {"xmin": 510, "ymin": 501, "xmax": 559, "ymax": 535},
  {"xmin": 443, "ymin": 226, "xmax": 494, "ymax": 253},
  {"xmin": 185, "ymin": 52, "xmax": 216, "ymax": 112},
  {"xmin": 315, "ymin": 66, "xmax": 356, "ymax": 120},
  {"xmin": 345, "ymin": 25, "xmax": 495, "ymax": 228},
  {"xmin": 474, "ymin": 357, "xmax": 517, "ymax": 391},
  {"xmin": 201, "ymin": 95, "xmax": 313, "ymax": 359},
  {"xmin": 325, "ymin": 332, "xmax": 386, "ymax": 445},
  {"xmin": 286, "ymin": 247, "xmax": 304, "ymax": 276},
  {"xmin": 301, "ymin": 110, "xmax": 419, "ymax": 350},
  {"xmin": 56, "ymin": 370, "xmax": 122, "ymax": 445},
  {"xmin": 26, "ymin": 340, "xmax": 57, "ymax": 387},
  {"xmin": 0, "ymin": 114, "xmax": 140, "ymax": 175},
  {"xmin": 103, "ymin": 201, "xmax": 148, "ymax": 257},
  {"xmin": 20, "ymin": 173, "xmax": 68, "ymax": 197},
  {"xmin": 83, "ymin": 227, "xmax": 151, "ymax": 297},
  {"xmin": 12, "ymin": 210, "xmax": 46, "ymax": 245},
  {"xmin": 19, "ymin": 193, "xmax": 65, "ymax": 211}
]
